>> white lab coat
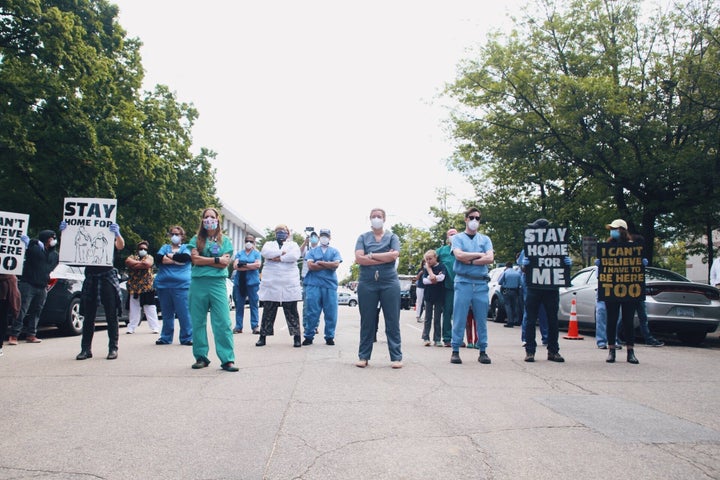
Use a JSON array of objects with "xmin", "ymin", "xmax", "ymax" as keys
[
  {"xmin": 258, "ymin": 240, "xmax": 303, "ymax": 302},
  {"xmin": 710, "ymin": 258, "xmax": 720, "ymax": 287}
]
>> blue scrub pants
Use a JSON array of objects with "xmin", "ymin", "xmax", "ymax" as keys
[
  {"xmin": 234, "ymin": 283, "xmax": 259, "ymax": 330},
  {"xmin": 357, "ymin": 277, "xmax": 401, "ymax": 362},
  {"xmin": 452, "ymin": 281, "xmax": 489, "ymax": 351},
  {"xmin": 304, "ymin": 285, "xmax": 338, "ymax": 340},
  {"xmin": 190, "ymin": 277, "xmax": 235, "ymax": 365},
  {"xmin": 157, "ymin": 288, "xmax": 192, "ymax": 344}
]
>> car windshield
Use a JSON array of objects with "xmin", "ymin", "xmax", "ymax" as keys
[{"xmin": 645, "ymin": 267, "xmax": 689, "ymax": 282}]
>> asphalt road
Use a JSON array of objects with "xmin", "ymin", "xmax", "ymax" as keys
[{"xmin": 1, "ymin": 306, "xmax": 719, "ymax": 480}]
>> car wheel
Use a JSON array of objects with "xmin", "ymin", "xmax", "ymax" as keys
[
  {"xmin": 349, "ymin": 299, "xmax": 357, "ymax": 307},
  {"xmin": 59, "ymin": 297, "xmax": 83, "ymax": 336},
  {"xmin": 676, "ymin": 330, "xmax": 706, "ymax": 346},
  {"xmin": 489, "ymin": 297, "xmax": 503, "ymax": 322}
]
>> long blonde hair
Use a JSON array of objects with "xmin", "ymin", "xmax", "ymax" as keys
[{"xmin": 195, "ymin": 207, "xmax": 223, "ymax": 253}]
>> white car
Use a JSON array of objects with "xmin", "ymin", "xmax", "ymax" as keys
[{"xmin": 337, "ymin": 291, "xmax": 358, "ymax": 307}]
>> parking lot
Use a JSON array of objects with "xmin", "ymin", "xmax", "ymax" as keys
[{"xmin": 1, "ymin": 306, "xmax": 719, "ymax": 479}]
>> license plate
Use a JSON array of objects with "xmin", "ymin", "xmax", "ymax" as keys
[{"xmin": 675, "ymin": 306, "xmax": 695, "ymax": 317}]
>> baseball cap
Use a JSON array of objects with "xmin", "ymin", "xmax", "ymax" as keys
[
  {"xmin": 606, "ymin": 219, "xmax": 628, "ymax": 229},
  {"xmin": 447, "ymin": 228, "xmax": 458, "ymax": 236},
  {"xmin": 319, "ymin": 229, "xmax": 331, "ymax": 237}
]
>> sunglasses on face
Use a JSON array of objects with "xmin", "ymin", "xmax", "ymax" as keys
[{"xmin": 467, "ymin": 216, "xmax": 481, "ymax": 221}]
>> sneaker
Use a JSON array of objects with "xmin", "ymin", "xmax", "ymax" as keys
[
  {"xmin": 434, "ymin": 341, "xmax": 444, "ymax": 347},
  {"xmin": 232, "ymin": 328, "xmax": 243, "ymax": 334},
  {"xmin": 25, "ymin": 336, "xmax": 42, "ymax": 343},
  {"xmin": 7, "ymin": 336, "xmax": 18, "ymax": 345},
  {"xmin": 521, "ymin": 341, "xmax": 527, "ymax": 347},
  {"xmin": 466, "ymin": 342, "xmax": 475, "ymax": 349},
  {"xmin": 646, "ymin": 338, "xmax": 664, "ymax": 347},
  {"xmin": 416, "ymin": 317, "xmax": 423, "ymax": 323},
  {"xmin": 0, "ymin": 347, "xmax": 3, "ymax": 356},
  {"xmin": 547, "ymin": 352, "xmax": 565, "ymax": 362},
  {"xmin": 524, "ymin": 352, "xmax": 535, "ymax": 362},
  {"xmin": 478, "ymin": 351, "xmax": 491, "ymax": 364},
  {"xmin": 450, "ymin": 351, "xmax": 462, "ymax": 364},
  {"xmin": 443, "ymin": 341, "xmax": 451, "ymax": 347},
  {"xmin": 301, "ymin": 337, "xmax": 313, "ymax": 346},
  {"xmin": 423, "ymin": 340, "xmax": 431, "ymax": 346},
  {"xmin": 391, "ymin": 361, "xmax": 403, "ymax": 369},
  {"xmin": 325, "ymin": 338, "xmax": 335, "ymax": 346},
  {"xmin": 597, "ymin": 344, "xmax": 608, "ymax": 349}
]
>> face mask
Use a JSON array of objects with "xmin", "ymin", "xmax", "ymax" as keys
[
  {"xmin": 49, "ymin": 239, "xmax": 57, "ymax": 248},
  {"xmin": 610, "ymin": 229, "xmax": 620, "ymax": 240},
  {"xmin": 448, "ymin": 235, "xmax": 455, "ymax": 244},
  {"xmin": 245, "ymin": 242, "xmax": 254, "ymax": 250},
  {"xmin": 171, "ymin": 235, "xmax": 181, "ymax": 245},
  {"xmin": 310, "ymin": 235, "xmax": 319, "ymax": 245},
  {"xmin": 138, "ymin": 250, "xmax": 147, "ymax": 257},
  {"xmin": 468, "ymin": 219, "xmax": 480, "ymax": 231},
  {"xmin": 276, "ymin": 231, "xmax": 288, "ymax": 241},
  {"xmin": 319, "ymin": 237, "xmax": 330, "ymax": 246},
  {"xmin": 203, "ymin": 218, "xmax": 218, "ymax": 231},
  {"xmin": 371, "ymin": 217, "xmax": 384, "ymax": 229}
]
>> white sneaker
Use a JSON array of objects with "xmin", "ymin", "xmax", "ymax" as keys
[
  {"xmin": 0, "ymin": 347, "xmax": 4, "ymax": 356},
  {"xmin": 423, "ymin": 340, "xmax": 431, "ymax": 346}
]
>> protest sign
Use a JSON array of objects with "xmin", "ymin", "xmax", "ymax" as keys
[
  {"xmin": 597, "ymin": 242, "xmax": 644, "ymax": 301},
  {"xmin": 59, "ymin": 198, "xmax": 117, "ymax": 266},
  {"xmin": 0, "ymin": 211, "xmax": 29, "ymax": 274},
  {"xmin": 523, "ymin": 225, "xmax": 570, "ymax": 288}
]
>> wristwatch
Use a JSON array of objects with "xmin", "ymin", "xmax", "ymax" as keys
[
  {"xmin": 470, "ymin": 258, "xmax": 474, "ymax": 265},
  {"xmin": 214, "ymin": 257, "xmax": 219, "ymax": 264},
  {"xmin": 368, "ymin": 252, "xmax": 373, "ymax": 260}
]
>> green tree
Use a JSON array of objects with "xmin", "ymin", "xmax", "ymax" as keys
[{"xmin": 446, "ymin": 0, "xmax": 720, "ymax": 265}]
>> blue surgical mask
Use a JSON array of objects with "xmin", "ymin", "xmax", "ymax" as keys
[
  {"xmin": 310, "ymin": 235, "xmax": 318, "ymax": 245},
  {"xmin": 276, "ymin": 231, "xmax": 288, "ymax": 241},
  {"xmin": 610, "ymin": 229, "xmax": 620, "ymax": 240},
  {"xmin": 203, "ymin": 218, "xmax": 218, "ymax": 231}
]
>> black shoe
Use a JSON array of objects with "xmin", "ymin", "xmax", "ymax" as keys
[
  {"xmin": 478, "ymin": 351, "xmax": 491, "ymax": 364},
  {"xmin": 106, "ymin": 350, "xmax": 118, "ymax": 360},
  {"xmin": 221, "ymin": 362, "xmax": 239, "ymax": 372},
  {"xmin": 325, "ymin": 338, "xmax": 335, "ymax": 345},
  {"xmin": 191, "ymin": 358, "xmax": 210, "ymax": 369},
  {"xmin": 155, "ymin": 339, "xmax": 170, "ymax": 345},
  {"xmin": 646, "ymin": 338, "xmax": 664, "ymax": 347},
  {"xmin": 547, "ymin": 352, "xmax": 565, "ymax": 362},
  {"xmin": 293, "ymin": 335, "xmax": 301, "ymax": 348},
  {"xmin": 76, "ymin": 350, "xmax": 92, "ymax": 360},
  {"xmin": 302, "ymin": 337, "xmax": 313, "ymax": 346},
  {"xmin": 181, "ymin": 341, "xmax": 193, "ymax": 346},
  {"xmin": 503, "ymin": 323, "xmax": 514, "ymax": 328},
  {"xmin": 524, "ymin": 352, "xmax": 535, "ymax": 362},
  {"xmin": 255, "ymin": 335, "xmax": 266, "ymax": 347},
  {"xmin": 450, "ymin": 351, "xmax": 462, "ymax": 364},
  {"xmin": 606, "ymin": 349, "xmax": 616, "ymax": 363},
  {"xmin": 627, "ymin": 350, "xmax": 639, "ymax": 364},
  {"xmin": 615, "ymin": 344, "xmax": 623, "ymax": 350},
  {"xmin": 252, "ymin": 328, "xmax": 260, "ymax": 334},
  {"xmin": 232, "ymin": 328, "xmax": 242, "ymax": 334}
]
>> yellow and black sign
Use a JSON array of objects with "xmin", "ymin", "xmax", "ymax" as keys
[{"xmin": 597, "ymin": 242, "xmax": 644, "ymax": 301}]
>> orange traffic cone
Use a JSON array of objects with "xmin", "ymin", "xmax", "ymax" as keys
[{"xmin": 563, "ymin": 298, "xmax": 584, "ymax": 340}]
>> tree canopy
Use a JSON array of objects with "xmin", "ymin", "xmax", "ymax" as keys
[
  {"xmin": 445, "ymin": 0, "xmax": 720, "ymax": 268},
  {"xmin": 0, "ymin": 0, "xmax": 219, "ymax": 263}
]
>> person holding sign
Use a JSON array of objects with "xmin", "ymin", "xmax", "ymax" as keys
[
  {"xmin": 450, "ymin": 207, "xmax": 494, "ymax": 365},
  {"xmin": 188, "ymin": 208, "xmax": 238, "ymax": 372},
  {"xmin": 8, "ymin": 230, "xmax": 59, "ymax": 345},
  {"xmin": 597, "ymin": 219, "xmax": 641, "ymax": 364},
  {"xmin": 66, "ymin": 221, "xmax": 125, "ymax": 360},
  {"xmin": 521, "ymin": 218, "xmax": 572, "ymax": 363}
]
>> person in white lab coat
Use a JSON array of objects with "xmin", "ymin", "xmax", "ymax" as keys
[{"xmin": 256, "ymin": 224, "xmax": 303, "ymax": 347}]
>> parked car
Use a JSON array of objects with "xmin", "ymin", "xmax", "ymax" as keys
[
  {"xmin": 39, "ymin": 263, "xmax": 129, "ymax": 336},
  {"xmin": 337, "ymin": 291, "xmax": 358, "ymax": 306},
  {"xmin": 487, "ymin": 266, "xmax": 508, "ymax": 322},
  {"xmin": 557, "ymin": 266, "xmax": 720, "ymax": 345}
]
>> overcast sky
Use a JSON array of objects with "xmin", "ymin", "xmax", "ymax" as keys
[{"xmin": 113, "ymin": 0, "xmax": 528, "ymax": 277}]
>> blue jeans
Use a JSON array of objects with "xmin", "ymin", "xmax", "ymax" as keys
[
  {"xmin": 157, "ymin": 288, "xmax": 192, "ymax": 344},
  {"xmin": 357, "ymin": 276, "xmax": 401, "ymax": 362},
  {"xmin": 524, "ymin": 288, "xmax": 560, "ymax": 354},
  {"xmin": 452, "ymin": 281, "xmax": 489, "ymax": 351},
  {"xmin": 595, "ymin": 300, "xmax": 622, "ymax": 346},
  {"xmin": 234, "ymin": 283, "xmax": 259, "ymax": 330},
  {"xmin": 503, "ymin": 289, "xmax": 521, "ymax": 325},
  {"xmin": 10, "ymin": 281, "xmax": 48, "ymax": 337},
  {"xmin": 521, "ymin": 303, "xmax": 548, "ymax": 343},
  {"xmin": 303, "ymin": 285, "xmax": 339, "ymax": 340}
]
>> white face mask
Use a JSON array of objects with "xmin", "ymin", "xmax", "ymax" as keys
[
  {"xmin": 371, "ymin": 217, "xmax": 384, "ymax": 229},
  {"xmin": 468, "ymin": 219, "xmax": 479, "ymax": 231},
  {"xmin": 245, "ymin": 242, "xmax": 254, "ymax": 250},
  {"xmin": 49, "ymin": 239, "xmax": 58, "ymax": 248},
  {"xmin": 319, "ymin": 237, "xmax": 330, "ymax": 246},
  {"xmin": 171, "ymin": 235, "xmax": 181, "ymax": 245},
  {"xmin": 138, "ymin": 250, "xmax": 147, "ymax": 257},
  {"xmin": 448, "ymin": 235, "xmax": 455, "ymax": 244}
]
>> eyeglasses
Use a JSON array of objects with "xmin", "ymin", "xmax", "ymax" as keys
[{"xmin": 467, "ymin": 216, "xmax": 481, "ymax": 221}]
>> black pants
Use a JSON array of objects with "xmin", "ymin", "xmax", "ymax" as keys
[
  {"xmin": 260, "ymin": 301, "xmax": 300, "ymax": 336},
  {"xmin": 0, "ymin": 300, "xmax": 9, "ymax": 348},
  {"xmin": 605, "ymin": 301, "xmax": 637, "ymax": 347},
  {"xmin": 81, "ymin": 272, "xmax": 120, "ymax": 352}
]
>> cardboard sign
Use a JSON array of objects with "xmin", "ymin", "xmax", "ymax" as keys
[
  {"xmin": 59, "ymin": 198, "xmax": 117, "ymax": 266},
  {"xmin": 597, "ymin": 242, "xmax": 644, "ymax": 301},
  {"xmin": 0, "ymin": 211, "xmax": 29, "ymax": 274},
  {"xmin": 523, "ymin": 226, "xmax": 570, "ymax": 288}
]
